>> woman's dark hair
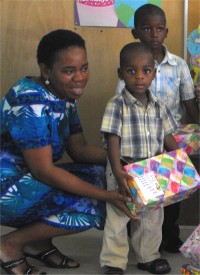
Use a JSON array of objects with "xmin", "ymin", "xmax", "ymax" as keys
[
  {"xmin": 134, "ymin": 4, "xmax": 166, "ymax": 28},
  {"xmin": 37, "ymin": 29, "xmax": 86, "ymax": 68},
  {"xmin": 120, "ymin": 42, "xmax": 154, "ymax": 68}
]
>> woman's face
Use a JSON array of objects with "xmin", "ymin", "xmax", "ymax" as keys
[{"xmin": 46, "ymin": 47, "xmax": 89, "ymax": 100}]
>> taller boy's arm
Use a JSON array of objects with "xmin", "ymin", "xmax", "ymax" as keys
[
  {"xmin": 195, "ymin": 83, "xmax": 200, "ymax": 103},
  {"xmin": 164, "ymin": 134, "xmax": 179, "ymax": 152},
  {"xmin": 184, "ymin": 98, "xmax": 200, "ymax": 125}
]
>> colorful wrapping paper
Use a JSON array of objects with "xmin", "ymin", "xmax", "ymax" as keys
[
  {"xmin": 173, "ymin": 124, "xmax": 200, "ymax": 155},
  {"xmin": 180, "ymin": 225, "xmax": 200, "ymax": 268},
  {"xmin": 181, "ymin": 264, "xmax": 200, "ymax": 275},
  {"xmin": 123, "ymin": 149, "xmax": 200, "ymax": 215}
]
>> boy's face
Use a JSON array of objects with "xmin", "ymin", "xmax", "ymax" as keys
[
  {"xmin": 118, "ymin": 51, "xmax": 155, "ymax": 96},
  {"xmin": 132, "ymin": 14, "xmax": 168, "ymax": 52}
]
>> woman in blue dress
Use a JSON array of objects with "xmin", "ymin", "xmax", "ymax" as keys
[{"xmin": 0, "ymin": 29, "xmax": 133, "ymax": 274}]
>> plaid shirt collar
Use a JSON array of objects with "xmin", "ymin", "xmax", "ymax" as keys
[{"xmin": 121, "ymin": 87, "xmax": 160, "ymax": 107}]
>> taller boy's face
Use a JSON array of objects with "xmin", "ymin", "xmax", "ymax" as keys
[{"xmin": 133, "ymin": 14, "xmax": 168, "ymax": 52}]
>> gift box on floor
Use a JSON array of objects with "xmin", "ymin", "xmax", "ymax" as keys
[
  {"xmin": 181, "ymin": 264, "xmax": 200, "ymax": 275},
  {"xmin": 180, "ymin": 225, "xmax": 200, "ymax": 268},
  {"xmin": 173, "ymin": 124, "xmax": 200, "ymax": 155},
  {"xmin": 123, "ymin": 149, "xmax": 200, "ymax": 215}
]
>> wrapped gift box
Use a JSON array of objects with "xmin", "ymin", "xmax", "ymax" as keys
[
  {"xmin": 173, "ymin": 124, "xmax": 200, "ymax": 155},
  {"xmin": 181, "ymin": 264, "xmax": 200, "ymax": 275},
  {"xmin": 180, "ymin": 225, "xmax": 200, "ymax": 268},
  {"xmin": 124, "ymin": 149, "xmax": 200, "ymax": 215}
]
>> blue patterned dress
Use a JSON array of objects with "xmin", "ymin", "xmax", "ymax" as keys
[{"xmin": 0, "ymin": 77, "xmax": 106, "ymax": 230}]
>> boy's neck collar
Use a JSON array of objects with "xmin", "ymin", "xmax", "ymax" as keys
[{"xmin": 153, "ymin": 45, "xmax": 166, "ymax": 64}]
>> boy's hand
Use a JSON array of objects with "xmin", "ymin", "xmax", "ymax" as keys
[{"xmin": 114, "ymin": 169, "xmax": 135, "ymax": 201}]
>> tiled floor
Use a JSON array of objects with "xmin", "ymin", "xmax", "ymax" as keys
[{"xmin": 0, "ymin": 225, "xmax": 197, "ymax": 275}]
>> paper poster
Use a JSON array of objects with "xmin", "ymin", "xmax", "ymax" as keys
[
  {"xmin": 187, "ymin": 24, "xmax": 200, "ymax": 83},
  {"xmin": 74, "ymin": 0, "xmax": 162, "ymax": 28}
]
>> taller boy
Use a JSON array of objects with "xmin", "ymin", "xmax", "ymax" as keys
[{"xmin": 116, "ymin": 3, "xmax": 200, "ymax": 253}]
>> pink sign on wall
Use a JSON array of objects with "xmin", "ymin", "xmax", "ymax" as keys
[
  {"xmin": 75, "ymin": 0, "xmax": 118, "ymax": 27},
  {"xmin": 74, "ymin": 0, "xmax": 162, "ymax": 28}
]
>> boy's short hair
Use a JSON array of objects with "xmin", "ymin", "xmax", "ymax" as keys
[
  {"xmin": 134, "ymin": 4, "xmax": 166, "ymax": 28},
  {"xmin": 120, "ymin": 42, "xmax": 154, "ymax": 68}
]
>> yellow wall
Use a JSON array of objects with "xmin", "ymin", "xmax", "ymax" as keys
[{"xmin": 1, "ymin": 0, "xmax": 199, "ymax": 146}]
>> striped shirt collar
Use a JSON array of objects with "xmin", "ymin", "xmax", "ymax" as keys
[{"xmin": 155, "ymin": 45, "xmax": 177, "ymax": 67}]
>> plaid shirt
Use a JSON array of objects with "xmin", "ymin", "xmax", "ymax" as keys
[
  {"xmin": 116, "ymin": 46, "xmax": 195, "ymax": 125},
  {"xmin": 101, "ymin": 88, "xmax": 177, "ymax": 160}
]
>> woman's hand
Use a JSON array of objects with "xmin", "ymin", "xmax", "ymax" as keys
[{"xmin": 107, "ymin": 189, "xmax": 139, "ymax": 220}]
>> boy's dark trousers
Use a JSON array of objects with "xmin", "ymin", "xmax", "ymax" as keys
[{"xmin": 161, "ymin": 202, "xmax": 182, "ymax": 252}]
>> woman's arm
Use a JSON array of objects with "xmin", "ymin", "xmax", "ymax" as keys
[
  {"xmin": 23, "ymin": 144, "xmax": 105, "ymax": 198},
  {"xmin": 22, "ymin": 144, "xmax": 134, "ymax": 219},
  {"xmin": 66, "ymin": 132, "xmax": 107, "ymax": 165}
]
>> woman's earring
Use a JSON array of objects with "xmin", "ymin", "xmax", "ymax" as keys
[{"xmin": 45, "ymin": 79, "xmax": 50, "ymax": 85}]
